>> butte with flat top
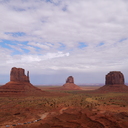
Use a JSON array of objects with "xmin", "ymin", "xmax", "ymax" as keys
[
  {"xmin": 62, "ymin": 76, "xmax": 81, "ymax": 90},
  {"xmin": 0, "ymin": 67, "xmax": 45, "ymax": 96},
  {"xmin": 97, "ymin": 71, "xmax": 128, "ymax": 92}
]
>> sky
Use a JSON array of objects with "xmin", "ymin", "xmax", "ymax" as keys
[{"xmin": 0, "ymin": 0, "xmax": 128, "ymax": 85}]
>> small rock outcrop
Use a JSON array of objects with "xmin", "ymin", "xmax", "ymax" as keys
[
  {"xmin": 62, "ymin": 76, "xmax": 81, "ymax": 90},
  {"xmin": 0, "ymin": 67, "xmax": 45, "ymax": 96},
  {"xmin": 98, "ymin": 71, "xmax": 128, "ymax": 92},
  {"xmin": 10, "ymin": 67, "xmax": 30, "ymax": 82},
  {"xmin": 105, "ymin": 71, "xmax": 124, "ymax": 85}
]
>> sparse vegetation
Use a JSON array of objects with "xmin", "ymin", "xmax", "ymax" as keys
[{"xmin": 0, "ymin": 87, "xmax": 128, "ymax": 127}]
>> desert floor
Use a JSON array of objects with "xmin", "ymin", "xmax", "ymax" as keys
[{"xmin": 0, "ymin": 86, "xmax": 128, "ymax": 128}]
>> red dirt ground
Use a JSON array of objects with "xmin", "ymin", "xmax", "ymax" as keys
[
  {"xmin": 1, "ymin": 86, "xmax": 128, "ymax": 128},
  {"xmin": 29, "ymin": 107, "xmax": 128, "ymax": 128}
]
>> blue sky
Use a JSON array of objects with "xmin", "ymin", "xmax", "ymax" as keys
[
  {"xmin": 0, "ymin": 40, "xmax": 30, "ymax": 55},
  {"xmin": 5, "ymin": 32, "xmax": 26, "ymax": 37},
  {"xmin": 0, "ymin": 0, "xmax": 128, "ymax": 85}
]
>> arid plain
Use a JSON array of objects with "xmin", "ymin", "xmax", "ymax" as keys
[
  {"xmin": 0, "ymin": 68, "xmax": 128, "ymax": 128},
  {"xmin": 1, "ymin": 86, "xmax": 128, "ymax": 128}
]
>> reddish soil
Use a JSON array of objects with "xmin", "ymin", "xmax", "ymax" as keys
[
  {"xmin": 30, "ymin": 107, "xmax": 128, "ymax": 128},
  {"xmin": 62, "ymin": 83, "xmax": 82, "ymax": 90},
  {"xmin": 97, "ymin": 84, "xmax": 128, "ymax": 93},
  {"xmin": 1, "ymin": 86, "xmax": 128, "ymax": 128},
  {"xmin": 38, "ymin": 86, "xmax": 101, "ymax": 91},
  {"xmin": 81, "ymin": 86, "xmax": 101, "ymax": 90},
  {"xmin": 0, "ymin": 81, "xmax": 48, "ymax": 96}
]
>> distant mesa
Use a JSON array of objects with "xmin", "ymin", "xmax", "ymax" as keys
[
  {"xmin": 98, "ymin": 71, "xmax": 128, "ymax": 92},
  {"xmin": 62, "ymin": 76, "xmax": 81, "ymax": 90},
  {"xmin": 0, "ymin": 67, "xmax": 44, "ymax": 96}
]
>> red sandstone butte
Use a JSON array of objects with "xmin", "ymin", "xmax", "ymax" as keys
[
  {"xmin": 62, "ymin": 76, "xmax": 81, "ymax": 90},
  {"xmin": 0, "ymin": 67, "xmax": 44, "ymax": 96},
  {"xmin": 98, "ymin": 71, "xmax": 128, "ymax": 92},
  {"xmin": 10, "ymin": 67, "xmax": 30, "ymax": 82}
]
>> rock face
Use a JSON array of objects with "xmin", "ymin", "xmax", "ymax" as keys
[
  {"xmin": 62, "ymin": 76, "xmax": 81, "ymax": 90},
  {"xmin": 10, "ymin": 67, "xmax": 30, "ymax": 82},
  {"xmin": 0, "ymin": 67, "xmax": 45, "ymax": 96},
  {"xmin": 66, "ymin": 76, "xmax": 74, "ymax": 83},
  {"xmin": 98, "ymin": 71, "xmax": 128, "ymax": 92},
  {"xmin": 105, "ymin": 71, "xmax": 124, "ymax": 85}
]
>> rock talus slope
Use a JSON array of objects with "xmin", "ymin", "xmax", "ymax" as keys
[{"xmin": 0, "ymin": 67, "xmax": 44, "ymax": 96}]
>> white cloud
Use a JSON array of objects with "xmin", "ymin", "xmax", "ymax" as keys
[
  {"xmin": 28, "ymin": 42, "xmax": 50, "ymax": 50},
  {"xmin": 6, "ymin": 44, "xmax": 23, "ymax": 52},
  {"xmin": 6, "ymin": 51, "xmax": 69, "ymax": 63},
  {"xmin": 0, "ymin": 0, "xmax": 128, "ymax": 84}
]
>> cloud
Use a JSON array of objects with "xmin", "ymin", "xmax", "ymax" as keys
[
  {"xmin": 6, "ymin": 51, "xmax": 69, "ymax": 64},
  {"xmin": 1, "ymin": 0, "xmax": 128, "ymax": 45},
  {"xmin": 0, "ymin": 0, "xmax": 128, "ymax": 84},
  {"xmin": 28, "ymin": 42, "xmax": 51, "ymax": 50}
]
